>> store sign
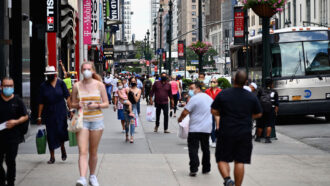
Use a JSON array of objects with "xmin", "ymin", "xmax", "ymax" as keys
[
  {"xmin": 103, "ymin": 45, "xmax": 114, "ymax": 59},
  {"xmin": 46, "ymin": 0, "xmax": 57, "ymax": 32},
  {"xmin": 109, "ymin": 0, "xmax": 119, "ymax": 31},
  {"xmin": 178, "ymin": 41, "xmax": 185, "ymax": 59},
  {"xmin": 83, "ymin": 0, "xmax": 91, "ymax": 44},
  {"xmin": 234, "ymin": 6, "xmax": 245, "ymax": 45},
  {"xmin": 91, "ymin": 0, "xmax": 100, "ymax": 45}
]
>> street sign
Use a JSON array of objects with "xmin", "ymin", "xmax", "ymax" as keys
[
  {"xmin": 190, "ymin": 60, "xmax": 198, "ymax": 65},
  {"xmin": 103, "ymin": 45, "xmax": 114, "ymax": 60},
  {"xmin": 234, "ymin": 6, "xmax": 245, "ymax": 45},
  {"xmin": 157, "ymin": 48, "xmax": 164, "ymax": 55},
  {"xmin": 109, "ymin": 0, "xmax": 119, "ymax": 31}
]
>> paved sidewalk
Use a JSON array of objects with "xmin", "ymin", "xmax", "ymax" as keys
[{"xmin": 14, "ymin": 101, "xmax": 330, "ymax": 186}]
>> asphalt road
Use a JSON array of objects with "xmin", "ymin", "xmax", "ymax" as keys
[{"xmin": 276, "ymin": 115, "xmax": 330, "ymax": 153}]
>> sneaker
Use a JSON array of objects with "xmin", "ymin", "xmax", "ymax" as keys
[
  {"xmin": 210, "ymin": 142, "xmax": 216, "ymax": 148},
  {"xmin": 122, "ymin": 130, "xmax": 126, "ymax": 133},
  {"xmin": 164, "ymin": 130, "xmax": 170, "ymax": 133},
  {"xmin": 224, "ymin": 179, "xmax": 235, "ymax": 186},
  {"xmin": 189, "ymin": 172, "xmax": 197, "ymax": 177},
  {"xmin": 154, "ymin": 126, "xmax": 159, "ymax": 132},
  {"xmin": 170, "ymin": 110, "xmax": 173, "ymax": 117},
  {"xmin": 265, "ymin": 137, "xmax": 272, "ymax": 143},
  {"xmin": 76, "ymin": 177, "xmax": 87, "ymax": 186},
  {"xmin": 254, "ymin": 137, "xmax": 261, "ymax": 142},
  {"xmin": 89, "ymin": 175, "xmax": 99, "ymax": 186}
]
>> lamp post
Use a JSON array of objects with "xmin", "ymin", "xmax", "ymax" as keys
[
  {"xmin": 153, "ymin": 19, "xmax": 157, "ymax": 75},
  {"xmin": 147, "ymin": 29, "xmax": 150, "ymax": 74},
  {"xmin": 167, "ymin": 0, "xmax": 173, "ymax": 76},
  {"xmin": 198, "ymin": 0, "xmax": 203, "ymax": 73},
  {"xmin": 158, "ymin": 4, "xmax": 164, "ymax": 75}
]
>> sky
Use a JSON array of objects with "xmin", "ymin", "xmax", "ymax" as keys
[{"xmin": 131, "ymin": 0, "xmax": 151, "ymax": 41}]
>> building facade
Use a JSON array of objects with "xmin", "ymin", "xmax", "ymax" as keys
[{"xmin": 118, "ymin": 0, "xmax": 132, "ymax": 42}]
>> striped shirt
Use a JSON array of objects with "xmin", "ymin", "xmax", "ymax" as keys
[{"xmin": 78, "ymin": 82, "xmax": 103, "ymax": 121}]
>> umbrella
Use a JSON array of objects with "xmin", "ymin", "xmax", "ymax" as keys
[{"xmin": 121, "ymin": 71, "xmax": 129, "ymax": 74}]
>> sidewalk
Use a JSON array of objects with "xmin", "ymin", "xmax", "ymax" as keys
[{"xmin": 15, "ymin": 100, "xmax": 330, "ymax": 186}]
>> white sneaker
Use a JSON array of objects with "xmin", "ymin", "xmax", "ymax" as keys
[
  {"xmin": 89, "ymin": 175, "xmax": 100, "ymax": 186},
  {"xmin": 76, "ymin": 177, "xmax": 87, "ymax": 186},
  {"xmin": 122, "ymin": 130, "xmax": 126, "ymax": 133},
  {"xmin": 211, "ymin": 142, "xmax": 216, "ymax": 148}
]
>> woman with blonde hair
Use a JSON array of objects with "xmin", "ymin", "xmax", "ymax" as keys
[{"xmin": 71, "ymin": 61, "xmax": 109, "ymax": 186}]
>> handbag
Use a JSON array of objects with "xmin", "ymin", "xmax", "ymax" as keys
[
  {"xmin": 146, "ymin": 106, "xmax": 156, "ymax": 122},
  {"xmin": 36, "ymin": 127, "xmax": 47, "ymax": 154},
  {"xmin": 68, "ymin": 131, "xmax": 78, "ymax": 146},
  {"xmin": 68, "ymin": 83, "xmax": 84, "ymax": 132},
  {"xmin": 178, "ymin": 115, "xmax": 189, "ymax": 139}
]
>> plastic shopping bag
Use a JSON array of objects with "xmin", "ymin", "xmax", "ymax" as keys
[
  {"xmin": 68, "ymin": 131, "xmax": 78, "ymax": 147},
  {"xmin": 146, "ymin": 106, "xmax": 156, "ymax": 122},
  {"xmin": 178, "ymin": 115, "xmax": 189, "ymax": 139},
  {"xmin": 36, "ymin": 127, "xmax": 47, "ymax": 154},
  {"xmin": 67, "ymin": 108, "xmax": 83, "ymax": 132}
]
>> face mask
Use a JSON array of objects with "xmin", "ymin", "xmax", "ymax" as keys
[
  {"xmin": 188, "ymin": 90, "xmax": 195, "ymax": 97},
  {"xmin": 161, "ymin": 76, "xmax": 167, "ymax": 81},
  {"xmin": 3, "ymin": 87, "xmax": 14, "ymax": 97},
  {"xmin": 83, "ymin": 70, "xmax": 92, "ymax": 79},
  {"xmin": 47, "ymin": 75, "xmax": 55, "ymax": 81},
  {"xmin": 118, "ymin": 86, "xmax": 123, "ymax": 90},
  {"xmin": 211, "ymin": 83, "xmax": 217, "ymax": 88},
  {"xmin": 131, "ymin": 83, "xmax": 137, "ymax": 87}
]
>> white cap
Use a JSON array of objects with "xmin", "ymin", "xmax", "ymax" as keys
[
  {"xmin": 250, "ymin": 82, "xmax": 257, "ymax": 89},
  {"xmin": 44, "ymin": 66, "xmax": 58, "ymax": 75},
  {"xmin": 243, "ymin": 85, "xmax": 252, "ymax": 92}
]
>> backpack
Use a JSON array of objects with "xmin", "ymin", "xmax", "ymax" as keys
[
  {"xmin": 259, "ymin": 89, "xmax": 272, "ymax": 113},
  {"xmin": 12, "ymin": 96, "xmax": 30, "ymax": 137},
  {"xmin": 128, "ymin": 91, "xmax": 137, "ymax": 104},
  {"xmin": 145, "ymin": 79, "xmax": 152, "ymax": 89}
]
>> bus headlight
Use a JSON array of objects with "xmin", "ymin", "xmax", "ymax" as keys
[
  {"xmin": 326, "ymin": 93, "xmax": 330, "ymax": 99},
  {"xmin": 279, "ymin": 96, "xmax": 289, "ymax": 101}
]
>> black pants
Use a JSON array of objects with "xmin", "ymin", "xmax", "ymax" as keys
[
  {"xmin": 172, "ymin": 94, "xmax": 179, "ymax": 114},
  {"xmin": 145, "ymin": 89, "xmax": 151, "ymax": 104},
  {"xmin": 187, "ymin": 132, "xmax": 211, "ymax": 173},
  {"xmin": 0, "ymin": 143, "xmax": 19, "ymax": 186},
  {"xmin": 155, "ymin": 103, "xmax": 169, "ymax": 130}
]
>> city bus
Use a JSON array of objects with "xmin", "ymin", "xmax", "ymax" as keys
[{"xmin": 230, "ymin": 27, "xmax": 330, "ymax": 121}]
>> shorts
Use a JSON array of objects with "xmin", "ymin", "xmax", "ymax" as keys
[
  {"xmin": 117, "ymin": 109, "xmax": 125, "ymax": 120},
  {"xmin": 83, "ymin": 120, "xmax": 104, "ymax": 131},
  {"xmin": 256, "ymin": 111, "xmax": 275, "ymax": 128},
  {"xmin": 215, "ymin": 134, "xmax": 253, "ymax": 164}
]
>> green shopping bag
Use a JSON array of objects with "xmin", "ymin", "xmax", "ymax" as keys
[
  {"xmin": 68, "ymin": 131, "xmax": 77, "ymax": 147},
  {"xmin": 36, "ymin": 128, "xmax": 47, "ymax": 154}
]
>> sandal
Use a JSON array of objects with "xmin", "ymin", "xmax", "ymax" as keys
[
  {"xmin": 47, "ymin": 157, "xmax": 55, "ymax": 164},
  {"xmin": 130, "ymin": 137, "xmax": 134, "ymax": 143},
  {"xmin": 125, "ymin": 135, "xmax": 129, "ymax": 142},
  {"xmin": 61, "ymin": 152, "xmax": 67, "ymax": 161}
]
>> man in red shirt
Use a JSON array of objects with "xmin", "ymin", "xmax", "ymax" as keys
[
  {"xmin": 205, "ymin": 78, "xmax": 222, "ymax": 147},
  {"xmin": 150, "ymin": 73, "xmax": 174, "ymax": 133}
]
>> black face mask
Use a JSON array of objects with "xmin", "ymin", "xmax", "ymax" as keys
[
  {"xmin": 47, "ymin": 75, "xmax": 55, "ymax": 81},
  {"xmin": 161, "ymin": 76, "xmax": 167, "ymax": 81},
  {"xmin": 131, "ymin": 83, "xmax": 137, "ymax": 87}
]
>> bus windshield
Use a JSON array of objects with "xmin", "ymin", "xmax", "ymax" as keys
[{"xmin": 271, "ymin": 40, "xmax": 330, "ymax": 77}]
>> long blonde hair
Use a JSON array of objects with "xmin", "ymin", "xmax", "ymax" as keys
[{"xmin": 81, "ymin": 61, "xmax": 102, "ymax": 82}]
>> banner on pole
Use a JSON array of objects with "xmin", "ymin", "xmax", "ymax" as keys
[
  {"xmin": 83, "ymin": 0, "xmax": 91, "ymax": 44},
  {"xmin": 91, "ymin": 0, "xmax": 100, "ymax": 45},
  {"xmin": 46, "ymin": 0, "xmax": 58, "ymax": 32},
  {"xmin": 178, "ymin": 41, "xmax": 185, "ymax": 60},
  {"xmin": 109, "ymin": 0, "xmax": 119, "ymax": 31},
  {"xmin": 234, "ymin": 6, "xmax": 245, "ymax": 45}
]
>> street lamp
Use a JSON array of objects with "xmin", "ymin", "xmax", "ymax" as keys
[
  {"xmin": 153, "ymin": 19, "xmax": 157, "ymax": 56},
  {"xmin": 198, "ymin": 0, "xmax": 203, "ymax": 73},
  {"xmin": 167, "ymin": 0, "xmax": 173, "ymax": 76},
  {"xmin": 158, "ymin": 4, "xmax": 164, "ymax": 75},
  {"xmin": 146, "ymin": 29, "xmax": 150, "ymax": 74}
]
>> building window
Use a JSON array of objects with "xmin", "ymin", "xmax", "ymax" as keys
[
  {"xmin": 293, "ymin": 0, "xmax": 296, "ymax": 26},
  {"xmin": 259, "ymin": 17, "xmax": 262, "ymax": 25},
  {"xmin": 314, "ymin": 0, "xmax": 316, "ymax": 19},
  {"xmin": 251, "ymin": 15, "xmax": 255, "ymax": 26},
  {"xmin": 300, "ymin": 4, "xmax": 302, "ymax": 22},
  {"xmin": 192, "ymin": 24, "xmax": 196, "ymax": 29},
  {"xmin": 192, "ymin": 18, "xmax": 197, "ymax": 22},
  {"xmin": 287, "ymin": 2, "xmax": 291, "ymax": 21},
  {"xmin": 192, "ymin": 5, "xmax": 196, "ymax": 9},
  {"xmin": 192, "ymin": 38, "xmax": 197, "ymax": 42},
  {"xmin": 192, "ymin": 0, "xmax": 196, "ymax": 2},
  {"xmin": 192, "ymin": 31, "xmax": 197, "ymax": 35},
  {"xmin": 306, "ymin": 0, "xmax": 311, "ymax": 25},
  {"xmin": 192, "ymin": 11, "xmax": 196, "ymax": 16}
]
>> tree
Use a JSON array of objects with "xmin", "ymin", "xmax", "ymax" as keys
[
  {"xmin": 134, "ymin": 40, "xmax": 154, "ymax": 60},
  {"xmin": 186, "ymin": 47, "xmax": 218, "ymax": 67}
]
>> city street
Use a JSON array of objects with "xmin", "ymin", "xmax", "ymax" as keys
[{"xmin": 15, "ymin": 100, "xmax": 330, "ymax": 186}]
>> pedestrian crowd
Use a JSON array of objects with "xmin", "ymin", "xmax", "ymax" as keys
[{"xmin": 0, "ymin": 59, "xmax": 279, "ymax": 186}]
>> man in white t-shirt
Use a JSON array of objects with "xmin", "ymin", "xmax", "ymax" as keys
[
  {"xmin": 178, "ymin": 81, "xmax": 213, "ymax": 177},
  {"xmin": 104, "ymin": 72, "xmax": 113, "ymax": 104}
]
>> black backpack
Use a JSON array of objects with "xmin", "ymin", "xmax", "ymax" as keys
[
  {"xmin": 145, "ymin": 79, "xmax": 152, "ymax": 89},
  {"xmin": 128, "ymin": 91, "xmax": 137, "ymax": 104},
  {"xmin": 259, "ymin": 89, "xmax": 272, "ymax": 113}
]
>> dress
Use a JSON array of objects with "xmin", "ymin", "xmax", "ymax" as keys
[{"xmin": 39, "ymin": 79, "xmax": 69, "ymax": 150}]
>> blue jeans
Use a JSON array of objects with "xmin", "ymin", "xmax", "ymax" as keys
[
  {"xmin": 106, "ymin": 85, "xmax": 112, "ymax": 103},
  {"xmin": 124, "ymin": 105, "xmax": 135, "ymax": 136},
  {"xmin": 210, "ymin": 117, "xmax": 216, "ymax": 143},
  {"xmin": 137, "ymin": 99, "xmax": 140, "ymax": 115}
]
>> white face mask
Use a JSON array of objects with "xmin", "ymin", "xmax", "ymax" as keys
[
  {"xmin": 83, "ymin": 70, "xmax": 92, "ymax": 79},
  {"xmin": 118, "ymin": 86, "xmax": 123, "ymax": 90}
]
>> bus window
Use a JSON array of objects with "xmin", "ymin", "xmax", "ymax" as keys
[
  {"xmin": 304, "ymin": 41, "xmax": 330, "ymax": 75},
  {"xmin": 271, "ymin": 42, "xmax": 305, "ymax": 77}
]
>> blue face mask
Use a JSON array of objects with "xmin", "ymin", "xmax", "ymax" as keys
[
  {"xmin": 3, "ymin": 87, "xmax": 14, "ymax": 97},
  {"xmin": 188, "ymin": 90, "xmax": 195, "ymax": 97}
]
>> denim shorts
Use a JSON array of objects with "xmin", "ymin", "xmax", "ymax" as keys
[{"xmin": 83, "ymin": 120, "xmax": 104, "ymax": 130}]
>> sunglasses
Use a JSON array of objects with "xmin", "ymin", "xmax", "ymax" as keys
[{"xmin": 210, "ymin": 81, "xmax": 216, "ymax": 83}]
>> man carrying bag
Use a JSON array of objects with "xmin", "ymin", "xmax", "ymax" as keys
[{"xmin": 0, "ymin": 77, "xmax": 29, "ymax": 186}]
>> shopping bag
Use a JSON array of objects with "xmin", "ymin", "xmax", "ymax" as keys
[
  {"xmin": 36, "ymin": 127, "xmax": 47, "ymax": 154},
  {"xmin": 67, "ymin": 108, "xmax": 83, "ymax": 132},
  {"xmin": 178, "ymin": 115, "xmax": 189, "ymax": 139},
  {"xmin": 146, "ymin": 106, "xmax": 156, "ymax": 122},
  {"xmin": 68, "ymin": 131, "xmax": 78, "ymax": 147}
]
